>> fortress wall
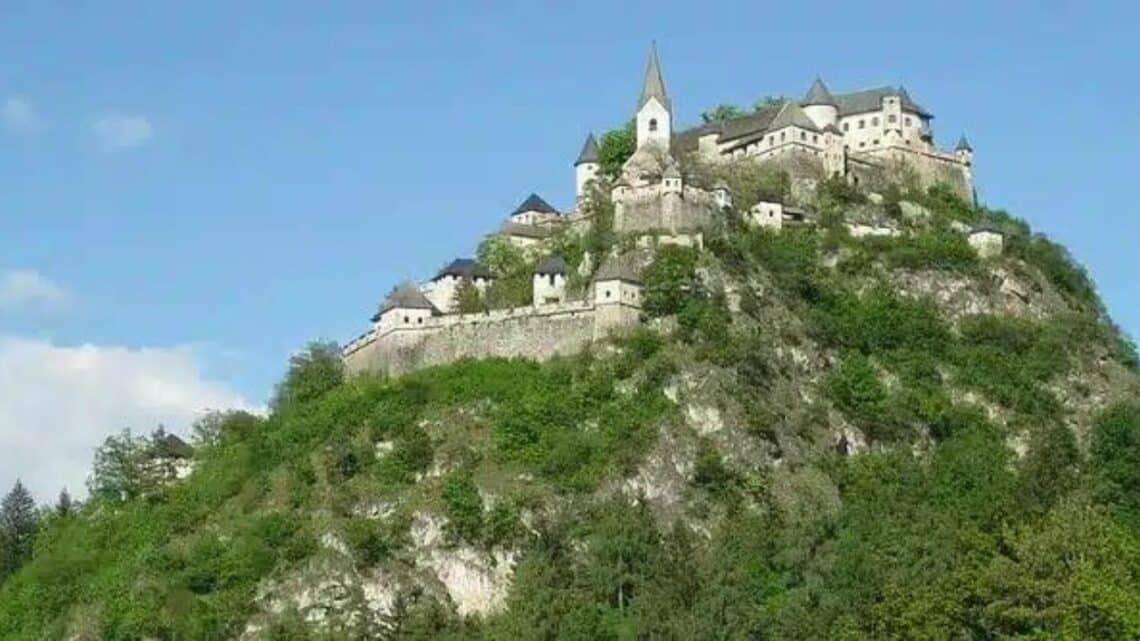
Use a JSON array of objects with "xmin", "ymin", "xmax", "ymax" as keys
[
  {"xmin": 856, "ymin": 147, "xmax": 972, "ymax": 200},
  {"xmin": 344, "ymin": 303, "xmax": 597, "ymax": 377}
]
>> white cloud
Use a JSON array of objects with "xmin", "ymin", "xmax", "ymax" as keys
[
  {"xmin": 93, "ymin": 113, "xmax": 153, "ymax": 150},
  {"xmin": 2, "ymin": 96, "xmax": 40, "ymax": 133},
  {"xmin": 0, "ymin": 269, "xmax": 68, "ymax": 312},
  {"xmin": 0, "ymin": 337, "xmax": 259, "ymax": 502}
]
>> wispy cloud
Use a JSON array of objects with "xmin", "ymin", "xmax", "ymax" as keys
[
  {"xmin": 0, "ymin": 269, "xmax": 68, "ymax": 312},
  {"xmin": 0, "ymin": 337, "xmax": 259, "ymax": 501},
  {"xmin": 93, "ymin": 113, "xmax": 153, "ymax": 150},
  {"xmin": 2, "ymin": 96, "xmax": 40, "ymax": 133}
]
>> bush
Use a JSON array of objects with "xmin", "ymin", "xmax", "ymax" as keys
[
  {"xmin": 441, "ymin": 470, "xmax": 484, "ymax": 545},
  {"xmin": 882, "ymin": 231, "xmax": 980, "ymax": 273},
  {"xmin": 825, "ymin": 354, "xmax": 900, "ymax": 442},
  {"xmin": 1090, "ymin": 402, "xmax": 1140, "ymax": 522}
]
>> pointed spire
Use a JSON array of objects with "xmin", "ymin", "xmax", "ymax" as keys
[
  {"xmin": 803, "ymin": 76, "xmax": 837, "ymax": 106},
  {"xmin": 575, "ymin": 133, "xmax": 599, "ymax": 166},
  {"xmin": 638, "ymin": 42, "xmax": 671, "ymax": 111},
  {"xmin": 956, "ymin": 134, "xmax": 973, "ymax": 152}
]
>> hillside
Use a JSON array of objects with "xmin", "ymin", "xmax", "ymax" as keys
[{"xmin": 2, "ymin": 179, "xmax": 1140, "ymax": 640}]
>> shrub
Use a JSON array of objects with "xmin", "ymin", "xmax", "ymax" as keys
[
  {"xmin": 825, "ymin": 354, "xmax": 900, "ymax": 442},
  {"xmin": 643, "ymin": 246, "xmax": 703, "ymax": 317},
  {"xmin": 883, "ymin": 232, "xmax": 980, "ymax": 273},
  {"xmin": 441, "ymin": 470, "xmax": 484, "ymax": 545},
  {"xmin": 1090, "ymin": 402, "xmax": 1140, "ymax": 522}
]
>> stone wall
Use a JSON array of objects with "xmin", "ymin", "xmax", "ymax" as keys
[{"xmin": 344, "ymin": 302, "xmax": 598, "ymax": 377}]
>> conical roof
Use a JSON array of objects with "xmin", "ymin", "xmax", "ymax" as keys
[
  {"xmin": 575, "ymin": 133, "xmax": 599, "ymax": 166},
  {"xmin": 511, "ymin": 193, "xmax": 558, "ymax": 216},
  {"xmin": 593, "ymin": 254, "xmax": 642, "ymax": 284},
  {"xmin": 638, "ymin": 42, "xmax": 671, "ymax": 111},
  {"xmin": 374, "ymin": 281, "xmax": 436, "ymax": 320},
  {"xmin": 663, "ymin": 159, "xmax": 682, "ymax": 179},
  {"xmin": 768, "ymin": 101, "xmax": 821, "ymax": 132},
  {"xmin": 803, "ymin": 77, "xmax": 837, "ymax": 107},
  {"xmin": 534, "ymin": 255, "xmax": 569, "ymax": 275},
  {"xmin": 955, "ymin": 134, "xmax": 973, "ymax": 152}
]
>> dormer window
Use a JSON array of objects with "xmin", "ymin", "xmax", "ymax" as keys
[{"xmin": 648, "ymin": 119, "xmax": 658, "ymax": 132}]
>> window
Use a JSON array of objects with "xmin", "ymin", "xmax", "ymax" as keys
[
  {"xmin": 813, "ymin": 134, "xmax": 819, "ymax": 143},
  {"xmin": 605, "ymin": 290, "xmax": 612, "ymax": 298},
  {"xmin": 905, "ymin": 117, "xmax": 912, "ymax": 126},
  {"xmin": 872, "ymin": 116, "xmax": 879, "ymax": 126},
  {"xmin": 888, "ymin": 114, "xmax": 897, "ymax": 123},
  {"xmin": 648, "ymin": 118, "xmax": 658, "ymax": 132},
  {"xmin": 768, "ymin": 135, "xmax": 773, "ymax": 145},
  {"xmin": 859, "ymin": 119, "xmax": 865, "ymax": 129},
  {"xmin": 403, "ymin": 316, "xmax": 410, "ymax": 324},
  {"xmin": 873, "ymin": 139, "xmax": 880, "ymax": 145},
  {"xmin": 548, "ymin": 274, "xmax": 555, "ymax": 286},
  {"xmin": 800, "ymin": 131, "xmax": 806, "ymax": 141},
  {"xmin": 780, "ymin": 131, "xmax": 786, "ymax": 141},
  {"xmin": 843, "ymin": 122, "xmax": 850, "ymax": 132},
  {"xmin": 417, "ymin": 317, "xmax": 423, "ymax": 324},
  {"xmin": 859, "ymin": 141, "xmax": 866, "ymax": 148}
]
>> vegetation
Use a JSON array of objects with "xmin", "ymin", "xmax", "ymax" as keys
[{"xmin": 2, "ymin": 176, "xmax": 1139, "ymax": 639}]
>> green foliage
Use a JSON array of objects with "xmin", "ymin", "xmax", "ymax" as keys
[
  {"xmin": 0, "ymin": 481, "xmax": 38, "ymax": 581},
  {"xmin": 597, "ymin": 121, "xmax": 635, "ymax": 179},
  {"xmin": 815, "ymin": 175, "xmax": 867, "ymax": 207},
  {"xmin": 440, "ymin": 470, "xmax": 484, "ymax": 545},
  {"xmin": 1091, "ymin": 402, "xmax": 1140, "ymax": 523},
  {"xmin": 880, "ymin": 230, "xmax": 980, "ymax": 272},
  {"xmin": 700, "ymin": 103, "xmax": 746, "ymax": 124},
  {"xmin": 272, "ymin": 341, "xmax": 344, "ymax": 411},
  {"xmin": 476, "ymin": 236, "xmax": 533, "ymax": 309},
  {"xmin": 642, "ymin": 245, "xmax": 701, "ymax": 317},
  {"xmin": 1008, "ymin": 231, "xmax": 1101, "ymax": 312},
  {"xmin": 824, "ymin": 354, "xmax": 898, "ymax": 442},
  {"xmin": 452, "ymin": 277, "xmax": 487, "ymax": 314}
]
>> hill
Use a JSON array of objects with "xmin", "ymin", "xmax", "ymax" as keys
[{"xmin": 2, "ymin": 180, "xmax": 1139, "ymax": 640}]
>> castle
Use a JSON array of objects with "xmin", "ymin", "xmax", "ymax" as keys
[{"xmin": 342, "ymin": 45, "xmax": 978, "ymax": 376}]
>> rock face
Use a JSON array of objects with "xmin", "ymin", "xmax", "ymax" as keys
[{"xmin": 409, "ymin": 514, "xmax": 515, "ymax": 618}]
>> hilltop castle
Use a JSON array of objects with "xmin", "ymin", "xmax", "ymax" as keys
[{"xmin": 343, "ymin": 45, "xmax": 978, "ymax": 376}]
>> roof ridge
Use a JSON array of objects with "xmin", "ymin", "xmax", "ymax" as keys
[{"xmin": 638, "ymin": 42, "xmax": 671, "ymax": 111}]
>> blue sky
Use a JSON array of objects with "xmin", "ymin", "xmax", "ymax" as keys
[{"xmin": 1, "ymin": 1, "xmax": 1137, "ymax": 497}]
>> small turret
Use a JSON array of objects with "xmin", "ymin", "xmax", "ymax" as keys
[
  {"xmin": 955, "ymin": 134, "xmax": 973, "ymax": 164},
  {"xmin": 574, "ymin": 133, "xmax": 600, "ymax": 201},
  {"xmin": 802, "ymin": 77, "xmax": 839, "ymax": 130},
  {"xmin": 371, "ymin": 281, "xmax": 438, "ymax": 334},
  {"xmin": 662, "ymin": 159, "xmax": 683, "ymax": 194},
  {"xmin": 533, "ymin": 255, "xmax": 569, "ymax": 307},
  {"xmin": 635, "ymin": 43, "xmax": 671, "ymax": 151}
]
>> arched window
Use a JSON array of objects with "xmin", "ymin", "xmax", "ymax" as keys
[
  {"xmin": 648, "ymin": 119, "xmax": 658, "ymax": 132},
  {"xmin": 548, "ymin": 274, "xmax": 555, "ymax": 286}
]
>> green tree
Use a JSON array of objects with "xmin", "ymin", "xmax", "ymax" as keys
[
  {"xmin": 1090, "ymin": 401, "xmax": 1140, "ymax": 522},
  {"xmin": 272, "ymin": 341, "xmax": 344, "ymax": 410},
  {"xmin": 0, "ymin": 480, "xmax": 38, "ymax": 580},
  {"xmin": 441, "ymin": 470, "xmax": 484, "ymax": 545},
  {"xmin": 452, "ymin": 277, "xmax": 486, "ymax": 314},
  {"xmin": 54, "ymin": 489, "xmax": 73, "ymax": 518},
  {"xmin": 597, "ymin": 121, "xmax": 635, "ymax": 179},
  {"xmin": 700, "ymin": 103, "xmax": 746, "ymax": 124},
  {"xmin": 88, "ymin": 429, "xmax": 150, "ymax": 502},
  {"xmin": 642, "ymin": 246, "xmax": 702, "ymax": 317}
]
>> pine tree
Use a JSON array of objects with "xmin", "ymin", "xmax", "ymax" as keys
[
  {"xmin": 56, "ymin": 488, "xmax": 73, "ymax": 518},
  {"xmin": 0, "ymin": 480, "xmax": 38, "ymax": 580}
]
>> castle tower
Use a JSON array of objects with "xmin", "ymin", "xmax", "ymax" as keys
[
  {"xmin": 592, "ymin": 255, "xmax": 643, "ymax": 340},
  {"xmin": 636, "ymin": 43, "xmax": 671, "ymax": 151},
  {"xmin": 802, "ymin": 77, "xmax": 838, "ymax": 130},
  {"xmin": 533, "ymin": 255, "xmax": 568, "ymax": 307},
  {"xmin": 955, "ymin": 134, "xmax": 973, "ymax": 165},
  {"xmin": 371, "ymin": 281, "xmax": 438, "ymax": 336},
  {"xmin": 574, "ymin": 133, "xmax": 600, "ymax": 202}
]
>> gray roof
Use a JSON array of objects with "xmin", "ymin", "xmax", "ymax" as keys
[
  {"xmin": 575, "ymin": 133, "xmax": 599, "ymax": 166},
  {"xmin": 663, "ymin": 160, "xmax": 682, "ymax": 179},
  {"xmin": 803, "ymin": 77, "xmax": 837, "ymax": 106},
  {"xmin": 374, "ymin": 281, "xmax": 436, "ymax": 320},
  {"xmin": 499, "ymin": 221, "xmax": 554, "ymax": 239},
  {"xmin": 534, "ymin": 255, "xmax": 569, "ymax": 275},
  {"xmin": 594, "ymin": 254, "xmax": 642, "ymax": 284},
  {"xmin": 434, "ymin": 258, "xmax": 493, "ymax": 281},
  {"xmin": 638, "ymin": 43, "xmax": 671, "ymax": 111},
  {"xmin": 833, "ymin": 86, "xmax": 931, "ymax": 118},
  {"xmin": 956, "ymin": 134, "xmax": 973, "ymax": 151},
  {"xmin": 511, "ymin": 193, "xmax": 558, "ymax": 216},
  {"xmin": 970, "ymin": 222, "xmax": 1004, "ymax": 235},
  {"xmin": 767, "ymin": 101, "xmax": 821, "ymax": 132}
]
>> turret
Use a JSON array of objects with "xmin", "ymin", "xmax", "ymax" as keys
[
  {"xmin": 662, "ymin": 160, "xmax": 683, "ymax": 194},
  {"xmin": 574, "ymin": 133, "xmax": 600, "ymax": 202},
  {"xmin": 635, "ymin": 43, "xmax": 671, "ymax": 151},
  {"xmin": 371, "ymin": 282, "xmax": 438, "ymax": 335},
  {"xmin": 533, "ymin": 255, "xmax": 568, "ymax": 307},
  {"xmin": 801, "ymin": 77, "xmax": 838, "ymax": 130},
  {"xmin": 955, "ymin": 134, "xmax": 973, "ymax": 165}
]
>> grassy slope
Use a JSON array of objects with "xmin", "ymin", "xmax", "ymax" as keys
[{"xmin": 3, "ymin": 184, "xmax": 1140, "ymax": 640}]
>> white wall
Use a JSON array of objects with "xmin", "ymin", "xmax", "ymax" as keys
[
  {"xmin": 636, "ymin": 97, "xmax": 671, "ymax": 150},
  {"xmin": 576, "ymin": 162, "xmax": 599, "ymax": 200},
  {"xmin": 376, "ymin": 306, "xmax": 435, "ymax": 336},
  {"xmin": 533, "ymin": 272, "xmax": 566, "ymax": 307}
]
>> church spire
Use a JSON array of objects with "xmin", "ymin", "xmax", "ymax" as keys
[{"xmin": 638, "ymin": 42, "xmax": 671, "ymax": 111}]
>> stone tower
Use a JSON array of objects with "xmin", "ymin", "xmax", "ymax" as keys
[
  {"xmin": 802, "ymin": 77, "xmax": 839, "ymax": 130},
  {"xmin": 574, "ymin": 133, "xmax": 600, "ymax": 202},
  {"xmin": 636, "ymin": 43, "xmax": 671, "ymax": 151}
]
